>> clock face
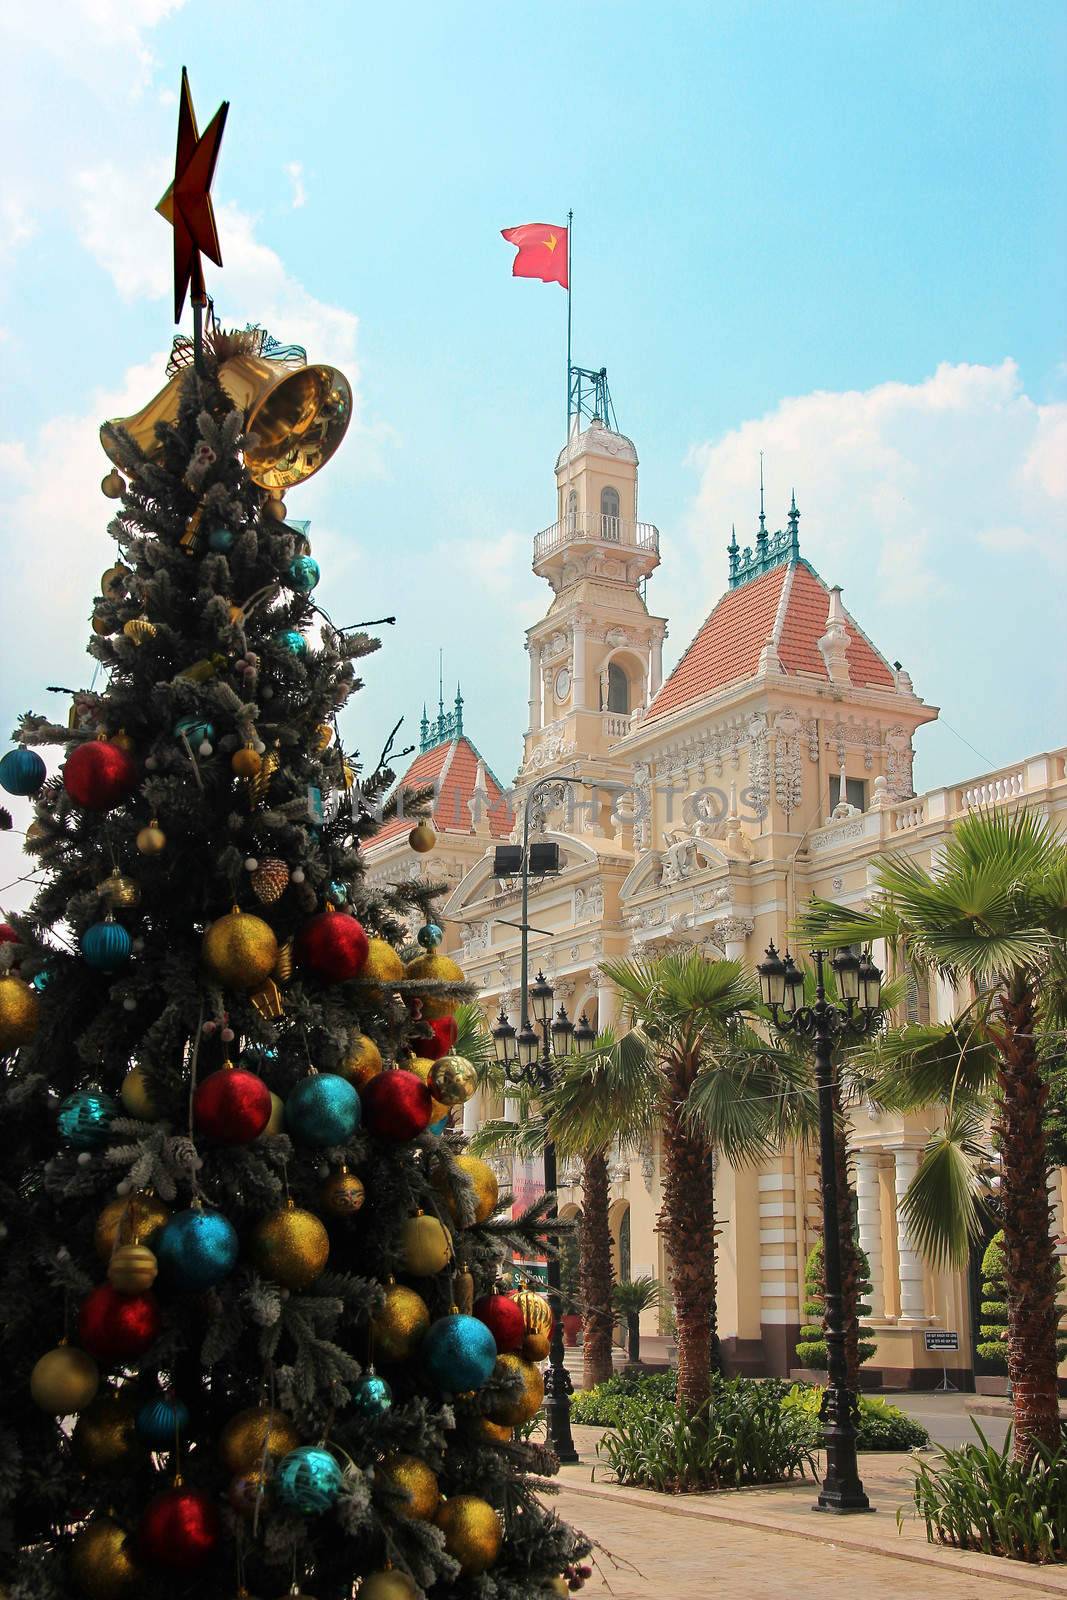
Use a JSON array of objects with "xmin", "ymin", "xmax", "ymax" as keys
[{"xmin": 554, "ymin": 667, "xmax": 571, "ymax": 701}]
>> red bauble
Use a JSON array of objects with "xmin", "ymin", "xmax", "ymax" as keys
[
  {"xmin": 138, "ymin": 1485, "xmax": 220, "ymax": 1570},
  {"xmin": 421, "ymin": 1016, "xmax": 458, "ymax": 1061},
  {"xmin": 473, "ymin": 1292, "xmax": 526, "ymax": 1354},
  {"xmin": 0, "ymin": 923, "xmax": 19, "ymax": 947},
  {"xmin": 63, "ymin": 741, "xmax": 138, "ymax": 811},
  {"xmin": 78, "ymin": 1284, "xmax": 161, "ymax": 1361},
  {"xmin": 361, "ymin": 1069, "xmax": 433, "ymax": 1141},
  {"xmin": 295, "ymin": 910, "xmax": 369, "ymax": 983},
  {"xmin": 193, "ymin": 1065, "xmax": 271, "ymax": 1144}
]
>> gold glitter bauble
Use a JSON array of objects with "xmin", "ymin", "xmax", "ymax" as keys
[
  {"xmin": 231, "ymin": 746, "xmax": 263, "ymax": 779},
  {"xmin": 263, "ymin": 1091, "xmax": 285, "ymax": 1136},
  {"xmin": 438, "ymin": 1155, "xmax": 499, "ymax": 1225},
  {"xmin": 0, "ymin": 974, "xmax": 39, "ymax": 1050},
  {"xmin": 522, "ymin": 1330, "xmax": 550, "ymax": 1362},
  {"xmin": 94, "ymin": 1192, "xmax": 170, "ymax": 1261},
  {"xmin": 550, "ymin": 1579, "xmax": 570, "ymax": 1598},
  {"xmin": 476, "ymin": 1417, "xmax": 513, "ymax": 1445},
  {"xmin": 107, "ymin": 1243, "xmax": 158, "ymax": 1293},
  {"xmin": 435, "ymin": 1495, "xmax": 502, "ymax": 1575},
  {"xmin": 97, "ymin": 867, "xmax": 140, "ymax": 908},
  {"xmin": 486, "ymin": 1354, "xmax": 544, "ymax": 1427},
  {"xmin": 72, "ymin": 1390, "xmax": 139, "ymax": 1469},
  {"xmin": 249, "ymin": 1204, "xmax": 330, "ymax": 1290},
  {"xmin": 119, "ymin": 1064, "xmax": 157, "ymax": 1120},
  {"xmin": 218, "ymin": 1406, "xmax": 300, "ymax": 1474},
  {"xmin": 318, "ymin": 1167, "xmax": 365, "ymax": 1218},
  {"xmin": 398, "ymin": 1213, "xmax": 452, "ymax": 1277},
  {"xmin": 312, "ymin": 721, "xmax": 334, "ymax": 753},
  {"xmin": 135, "ymin": 821, "xmax": 166, "ymax": 855},
  {"xmin": 30, "ymin": 1344, "xmax": 100, "ymax": 1414},
  {"xmin": 250, "ymin": 857, "xmax": 289, "ymax": 905},
  {"xmin": 515, "ymin": 1289, "xmax": 553, "ymax": 1337},
  {"xmin": 361, "ymin": 937, "xmax": 405, "ymax": 997},
  {"xmin": 69, "ymin": 1517, "xmax": 141, "ymax": 1598},
  {"xmin": 407, "ymin": 820, "xmax": 436, "ymax": 853},
  {"xmin": 409, "ymin": 1056, "xmax": 449, "ymax": 1121},
  {"xmin": 371, "ymin": 1282, "xmax": 430, "ymax": 1362},
  {"xmin": 202, "ymin": 907, "xmax": 278, "ymax": 990},
  {"xmin": 359, "ymin": 1571, "xmax": 420, "ymax": 1600},
  {"xmin": 428, "ymin": 1053, "xmax": 477, "ymax": 1107},
  {"xmin": 404, "ymin": 950, "xmax": 465, "ymax": 1018},
  {"xmin": 380, "ymin": 1454, "xmax": 440, "ymax": 1520},
  {"xmin": 337, "ymin": 1032, "xmax": 382, "ymax": 1089}
]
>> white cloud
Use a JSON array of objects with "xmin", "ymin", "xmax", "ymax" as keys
[
  {"xmin": 284, "ymin": 161, "xmax": 307, "ymax": 210},
  {"xmin": 0, "ymin": 0, "xmax": 187, "ymax": 92}
]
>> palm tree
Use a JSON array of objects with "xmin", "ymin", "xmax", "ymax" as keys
[
  {"xmin": 795, "ymin": 807, "xmax": 1067, "ymax": 1461},
  {"xmin": 545, "ymin": 952, "xmax": 804, "ymax": 1410},
  {"xmin": 613, "ymin": 1275, "xmax": 661, "ymax": 1364}
]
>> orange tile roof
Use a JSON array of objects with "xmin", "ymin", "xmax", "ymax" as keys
[
  {"xmin": 366, "ymin": 736, "xmax": 513, "ymax": 850},
  {"xmin": 646, "ymin": 559, "xmax": 894, "ymax": 722}
]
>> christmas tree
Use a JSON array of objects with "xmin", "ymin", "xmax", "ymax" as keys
[{"xmin": 0, "ymin": 71, "xmax": 590, "ymax": 1600}]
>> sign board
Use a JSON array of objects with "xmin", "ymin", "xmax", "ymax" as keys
[{"xmin": 924, "ymin": 1330, "xmax": 959, "ymax": 1352}]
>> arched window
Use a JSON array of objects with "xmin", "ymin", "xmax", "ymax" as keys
[
  {"xmin": 565, "ymin": 488, "xmax": 578, "ymax": 531},
  {"xmin": 600, "ymin": 485, "xmax": 620, "ymax": 538},
  {"xmin": 606, "ymin": 660, "xmax": 629, "ymax": 714}
]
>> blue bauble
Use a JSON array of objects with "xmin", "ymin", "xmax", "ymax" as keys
[
  {"xmin": 273, "ymin": 1445, "xmax": 343, "ymax": 1514},
  {"xmin": 273, "ymin": 629, "xmax": 307, "ymax": 657},
  {"xmin": 287, "ymin": 555, "xmax": 321, "ymax": 593},
  {"xmin": 207, "ymin": 527, "xmax": 235, "ymax": 553},
  {"xmin": 0, "ymin": 748, "xmax": 46, "ymax": 796},
  {"xmin": 417, "ymin": 923, "xmax": 444, "ymax": 949},
  {"xmin": 136, "ymin": 1394, "xmax": 190, "ymax": 1449},
  {"xmin": 351, "ymin": 1371, "xmax": 392, "ymax": 1418},
  {"xmin": 173, "ymin": 716, "xmax": 215, "ymax": 748},
  {"xmin": 32, "ymin": 968, "xmax": 54, "ymax": 991},
  {"xmin": 57, "ymin": 1089, "xmax": 117, "ymax": 1150},
  {"xmin": 327, "ymin": 880, "xmax": 348, "ymax": 905},
  {"xmin": 429, "ymin": 1117, "xmax": 449, "ymax": 1136},
  {"xmin": 421, "ymin": 1313, "xmax": 498, "ymax": 1393},
  {"xmin": 285, "ymin": 1073, "xmax": 361, "ymax": 1147},
  {"xmin": 81, "ymin": 920, "xmax": 132, "ymax": 971},
  {"xmin": 157, "ymin": 1208, "xmax": 239, "ymax": 1291}
]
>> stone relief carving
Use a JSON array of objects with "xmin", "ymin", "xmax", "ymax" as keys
[
  {"xmin": 706, "ymin": 915, "xmax": 755, "ymax": 951},
  {"xmin": 885, "ymin": 725, "xmax": 915, "ymax": 799},
  {"xmin": 811, "ymin": 817, "xmax": 866, "ymax": 849},
  {"xmin": 773, "ymin": 707, "xmax": 803, "ymax": 819},
  {"xmin": 748, "ymin": 713, "xmax": 770, "ymax": 820},
  {"xmin": 574, "ymin": 884, "xmax": 605, "ymax": 920},
  {"xmin": 460, "ymin": 921, "xmax": 491, "ymax": 959}
]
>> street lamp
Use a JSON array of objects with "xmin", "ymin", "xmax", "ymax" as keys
[
  {"xmin": 493, "ymin": 969, "xmax": 583, "ymax": 1465},
  {"xmin": 757, "ymin": 941, "xmax": 883, "ymax": 1515}
]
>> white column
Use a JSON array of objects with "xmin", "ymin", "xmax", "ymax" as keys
[
  {"xmin": 528, "ymin": 642, "xmax": 541, "ymax": 732},
  {"xmin": 462, "ymin": 1088, "xmax": 481, "ymax": 1138},
  {"xmin": 572, "ymin": 620, "xmax": 586, "ymax": 709},
  {"xmin": 650, "ymin": 632, "xmax": 664, "ymax": 698},
  {"xmin": 596, "ymin": 978, "xmax": 618, "ymax": 1036},
  {"xmin": 894, "ymin": 1147, "xmax": 928, "ymax": 1320},
  {"xmin": 854, "ymin": 1149, "xmax": 885, "ymax": 1318}
]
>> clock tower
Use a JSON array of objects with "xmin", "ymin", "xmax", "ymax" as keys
[{"xmin": 521, "ymin": 373, "xmax": 666, "ymax": 804}]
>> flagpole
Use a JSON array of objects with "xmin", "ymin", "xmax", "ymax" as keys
[{"xmin": 566, "ymin": 208, "xmax": 573, "ymax": 438}]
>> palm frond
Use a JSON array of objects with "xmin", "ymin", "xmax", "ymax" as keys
[
  {"xmin": 851, "ymin": 1019, "xmax": 1000, "ymax": 1111},
  {"xmin": 899, "ymin": 1105, "xmax": 990, "ymax": 1269},
  {"xmin": 544, "ymin": 1027, "xmax": 660, "ymax": 1158},
  {"xmin": 451, "ymin": 1000, "xmax": 497, "ymax": 1085},
  {"xmin": 792, "ymin": 896, "xmax": 903, "ymax": 952},
  {"xmin": 470, "ymin": 1115, "xmax": 548, "ymax": 1162}
]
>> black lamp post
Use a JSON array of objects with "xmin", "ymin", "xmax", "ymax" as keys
[
  {"xmin": 757, "ymin": 941, "xmax": 883, "ymax": 1514},
  {"xmin": 492, "ymin": 974, "xmax": 596, "ymax": 1465}
]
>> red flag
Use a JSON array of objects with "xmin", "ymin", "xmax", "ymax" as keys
[{"xmin": 500, "ymin": 222, "xmax": 569, "ymax": 289}]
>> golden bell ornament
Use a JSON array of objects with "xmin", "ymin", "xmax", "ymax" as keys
[
  {"xmin": 476, "ymin": 1416, "xmax": 513, "ymax": 1445},
  {"xmin": 437, "ymin": 1155, "xmax": 499, "ymax": 1225},
  {"xmin": 94, "ymin": 1191, "xmax": 171, "ymax": 1261},
  {"xmin": 98, "ymin": 867, "xmax": 140, "ymax": 908},
  {"xmin": 135, "ymin": 820, "xmax": 166, "ymax": 855},
  {"xmin": 379, "ymin": 1453, "xmax": 439, "ymax": 1520},
  {"xmin": 434, "ymin": 1495, "xmax": 503, "ymax": 1576},
  {"xmin": 515, "ymin": 1289, "xmax": 553, "ymax": 1337},
  {"xmin": 250, "ymin": 857, "xmax": 290, "ymax": 905},
  {"xmin": 101, "ymin": 470, "xmax": 125, "ymax": 499},
  {"xmin": 231, "ymin": 745, "xmax": 263, "ymax": 779},
  {"xmin": 398, "ymin": 1212, "xmax": 452, "ymax": 1277},
  {"xmin": 72, "ymin": 1389, "xmax": 139, "ymax": 1469},
  {"xmin": 120, "ymin": 1063, "xmax": 157, "ymax": 1120},
  {"xmin": 371, "ymin": 1282, "xmax": 430, "ymax": 1362},
  {"xmin": 273, "ymin": 937, "xmax": 294, "ymax": 983},
  {"xmin": 218, "ymin": 1405, "xmax": 301, "ymax": 1474},
  {"xmin": 338, "ymin": 1032, "xmax": 382, "ymax": 1089},
  {"xmin": 359, "ymin": 1572, "xmax": 420, "ymax": 1600},
  {"xmin": 202, "ymin": 907, "xmax": 278, "ymax": 990},
  {"xmin": 122, "ymin": 618, "xmax": 157, "ymax": 646},
  {"xmin": 409, "ymin": 1056, "xmax": 449, "ymax": 1122},
  {"xmin": 0, "ymin": 974, "xmax": 40, "ymax": 1050},
  {"xmin": 361, "ymin": 937, "xmax": 405, "ymax": 997},
  {"xmin": 318, "ymin": 1166, "xmax": 365, "ymax": 1218},
  {"xmin": 263, "ymin": 1091, "xmax": 286, "ymax": 1137},
  {"xmin": 312, "ymin": 722, "xmax": 334, "ymax": 753},
  {"xmin": 487, "ymin": 1353, "xmax": 544, "ymax": 1427},
  {"xmin": 69, "ymin": 1516, "xmax": 142, "ymax": 1598},
  {"xmin": 30, "ymin": 1344, "xmax": 100, "ymax": 1414},
  {"xmin": 249, "ymin": 1203, "xmax": 330, "ymax": 1290},
  {"xmin": 522, "ymin": 1330, "xmax": 551, "ymax": 1362},
  {"xmin": 404, "ymin": 950, "xmax": 465, "ymax": 1018},
  {"xmin": 429, "ymin": 1053, "xmax": 477, "ymax": 1107},
  {"xmin": 246, "ymin": 747, "xmax": 280, "ymax": 808},
  {"xmin": 107, "ymin": 1243, "xmax": 159, "ymax": 1293},
  {"xmin": 408, "ymin": 820, "xmax": 436, "ymax": 854}
]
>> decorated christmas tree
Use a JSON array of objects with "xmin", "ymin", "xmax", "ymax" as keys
[{"xmin": 0, "ymin": 70, "xmax": 590, "ymax": 1600}]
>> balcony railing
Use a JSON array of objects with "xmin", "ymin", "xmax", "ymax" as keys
[{"xmin": 533, "ymin": 511, "xmax": 660, "ymax": 563}]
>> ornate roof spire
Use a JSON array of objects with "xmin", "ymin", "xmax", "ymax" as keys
[
  {"xmin": 757, "ymin": 452, "xmax": 767, "ymax": 542},
  {"xmin": 420, "ymin": 662, "xmax": 466, "ymax": 751},
  {"xmin": 727, "ymin": 522, "xmax": 740, "ymax": 584}
]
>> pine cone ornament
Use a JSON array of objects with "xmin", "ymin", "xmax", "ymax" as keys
[{"xmin": 251, "ymin": 857, "xmax": 289, "ymax": 905}]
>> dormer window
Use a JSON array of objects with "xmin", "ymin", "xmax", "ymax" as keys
[{"xmin": 600, "ymin": 485, "xmax": 620, "ymax": 538}]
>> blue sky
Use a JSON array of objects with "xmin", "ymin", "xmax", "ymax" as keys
[{"xmin": 1, "ymin": 0, "xmax": 1064, "ymax": 889}]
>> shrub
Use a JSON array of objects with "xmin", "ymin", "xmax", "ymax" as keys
[
  {"xmin": 977, "ymin": 1231, "xmax": 1067, "ymax": 1370},
  {"xmin": 595, "ymin": 1379, "xmax": 816, "ymax": 1493},
  {"xmin": 907, "ymin": 1426, "xmax": 1067, "ymax": 1563},
  {"xmin": 795, "ymin": 1239, "xmax": 876, "ymax": 1369},
  {"xmin": 780, "ymin": 1384, "xmax": 929, "ymax": 1451}
]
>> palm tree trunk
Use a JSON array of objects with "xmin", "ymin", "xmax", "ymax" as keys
[
  {"xmin": 831, "ymin": 1085, "xmax": 863, "ymax": 1392},
  {"xmin": 579, "ymin": 1150, "xmax": 615, "ymax": 1390},
  {"xmin": 996, "ymin": 979, "xmax": 1062, "ymax": 1461},
  {"xmin": 660, "ymin": 1057, "xmax": 717, "ymax": 1409}
]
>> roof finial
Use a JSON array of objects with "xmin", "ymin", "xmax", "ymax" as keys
[
  {"xmin": 757, "ymin": 452, "xmax": 767, "ymax": 539},
  {"xmin": 787, "ymin": 488, "xmax": 800, "ymax": 551},
  {"xmin": 727, "ymin": 522, "xmax": 740, "ymax": 584},
  {"xmin": 438, "ymin": 649, "xmax": 445, "ymax": 719}
]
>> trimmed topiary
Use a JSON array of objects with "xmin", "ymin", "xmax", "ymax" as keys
[
  {"xmin": 977, "ymin": 1230, "xmax": 1067, "ymax": 1370},
  {"xmin": 795, "ymin": 1239, "xmax": 876, "ymax": 1369}
]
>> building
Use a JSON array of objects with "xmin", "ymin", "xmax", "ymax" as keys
[{"xmin": 364, "ymin": 398, "xmax": 1067, "ymax": 1389}]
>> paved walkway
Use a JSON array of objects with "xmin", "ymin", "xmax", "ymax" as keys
[{"xmin": 550, "ymin": 1425, "xmax": 1067, "ymax": 1600}]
